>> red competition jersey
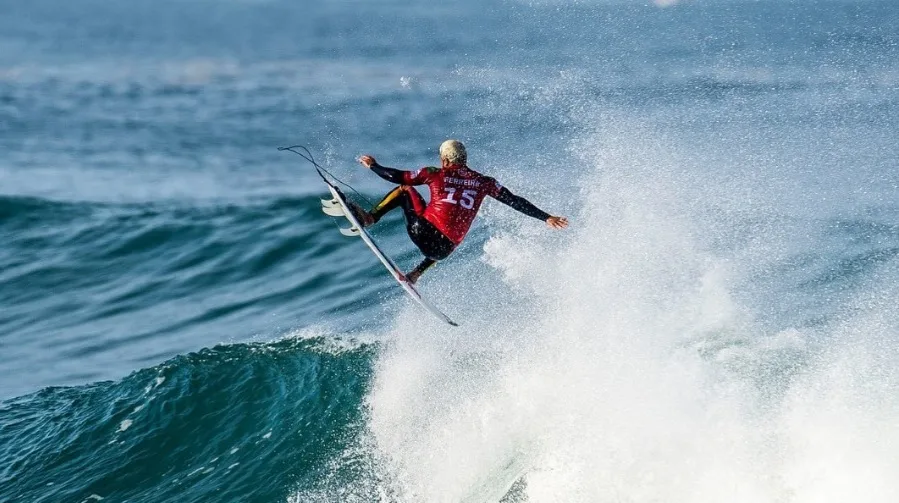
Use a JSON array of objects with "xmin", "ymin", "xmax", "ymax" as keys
[{"xmin": 402, "ymin": 164, "xmax": 502, "ymax": 245}]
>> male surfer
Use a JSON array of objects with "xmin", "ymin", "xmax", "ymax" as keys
[{"xmin": 350, "ymin": 139, "xmax": 568, "ymax": 284}]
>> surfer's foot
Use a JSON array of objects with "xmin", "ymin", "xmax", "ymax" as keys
[
  {"xmin": 406, "ymin": 269, "xmax": 422, "ymax": 284},
  {"xmin": 347, "ymin": 202, "xmax": 375, "ymax": 228}
]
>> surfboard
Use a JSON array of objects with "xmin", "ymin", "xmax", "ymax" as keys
[{"xmin": 320, "ymin": 183, "xmax": 459, "ymax": 327}]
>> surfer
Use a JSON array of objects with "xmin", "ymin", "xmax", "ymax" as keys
[{"xmin": 349, "ymin": 139, "xmax": 568, "ymax": 284}]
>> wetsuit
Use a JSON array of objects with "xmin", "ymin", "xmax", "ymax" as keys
[{"xmin": 367, "ymin": 162, "xmax": 551, "ymax": 277}]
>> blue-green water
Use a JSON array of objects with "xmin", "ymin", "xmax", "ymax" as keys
[{"xmin": 2, "ymin": 1, "xmax": 899, "ymax": 502}]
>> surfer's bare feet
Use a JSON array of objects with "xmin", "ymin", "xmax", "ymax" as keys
[{"xmin": 347, "ymin": 202, "xmax": 375, "ymax": 227}]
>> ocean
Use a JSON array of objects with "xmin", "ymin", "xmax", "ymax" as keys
[{"xmin": 1, "ymin": 0, "xmax": 898, "ymax": 501}]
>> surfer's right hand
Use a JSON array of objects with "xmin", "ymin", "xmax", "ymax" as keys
[{"xmin": 358, "ymin": 155, "xmax": 377, "ymax": 169}]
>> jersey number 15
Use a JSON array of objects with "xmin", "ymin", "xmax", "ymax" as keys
[{"xmin": 441, "ymin": 188, "xmax": 476, "ymax": 209}]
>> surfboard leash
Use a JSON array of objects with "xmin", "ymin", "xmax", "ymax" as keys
[{"xmin": 278, "ymin": 145, "xmax": 376, "ymax": 208}]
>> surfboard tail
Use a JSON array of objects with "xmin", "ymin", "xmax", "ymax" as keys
[{"xmin": 322, "ymin": 183, "xmax": 459, "ymax": 327}]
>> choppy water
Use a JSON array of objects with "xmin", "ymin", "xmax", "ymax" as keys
[{"xmin": 2, "ymin": 0, "xmax": 899, "ymax": 502}]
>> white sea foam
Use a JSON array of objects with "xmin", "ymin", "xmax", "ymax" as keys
[{"xmin": 353, "ymin": 119, "xmax": 899, "ymax": 502}]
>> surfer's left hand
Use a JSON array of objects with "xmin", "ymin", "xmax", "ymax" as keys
[
  {"xmin": 358, "ymin": 155, "xmax": 377, "ymax": 169},
  {"xmin": 546, "ymin": 216, "xmax": 569, "ymax": 229}
]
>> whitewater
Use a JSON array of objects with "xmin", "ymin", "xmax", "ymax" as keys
[{"xmin": 289, "ymin": 112, "xmax": 899, "ymax": 501}]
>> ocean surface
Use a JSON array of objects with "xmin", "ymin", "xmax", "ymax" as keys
[{"xmin": 2, "ymin": 0, "xmax": 899, "ymax": 501}]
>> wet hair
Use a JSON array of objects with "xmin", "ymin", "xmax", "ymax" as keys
[{"xmin": 439, "ymin": 139, "xmax": 467, "ymax": 165}]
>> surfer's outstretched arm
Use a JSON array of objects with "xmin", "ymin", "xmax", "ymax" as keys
[
  {"xmin": 493, "ymin": 187, "xmax": 569, "ymax": 229},
  {"xmin": 358, "ymin": 155, "xmax": 407, "ymax": 184},
  {"xmin": 369, "ymin": 163, "xmax": 406, "ymax": 184}
]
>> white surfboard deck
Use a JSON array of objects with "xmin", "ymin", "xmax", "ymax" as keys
[{"xmin": 321, "ymin": 183, "xmax": 459, "ymax": 327}]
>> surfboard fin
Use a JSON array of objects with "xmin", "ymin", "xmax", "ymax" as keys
[
  {"xmin": 339, "ymin": 226, "xmax": 361, "ymax": 237},
  {"xmin": 322, "ymin": 204, "xmax": 345, "ymax": 217}
]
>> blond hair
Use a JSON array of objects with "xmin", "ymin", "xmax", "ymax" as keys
[{"xmin": 439, "ymin": 139, "xmax": 467, "ymax": 165}]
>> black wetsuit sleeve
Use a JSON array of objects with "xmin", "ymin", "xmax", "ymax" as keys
[
  {"xmin": 369, "ymin": 163, "xmax": 406, "ymax": 184},
  {"xmin": 494, "ymin": 187, "xmax": 552, "ymax": 222}
]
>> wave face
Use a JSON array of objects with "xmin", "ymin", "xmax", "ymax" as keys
[
  {"xmin": 0, "ymin": 337, "xmax": 376, "ymax": 503},
  {"xmin": 3, "ymin": 0, "xmax": 899, "ymax": 502}
]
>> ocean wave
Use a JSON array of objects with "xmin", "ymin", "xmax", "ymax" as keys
[
  {"xmin": 0, "ymin": 194, "xmax": 400, "ymax": 398},
  {"xmin": 0, "ymin": 336, "xmax": 376, "ymax": 503}
]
